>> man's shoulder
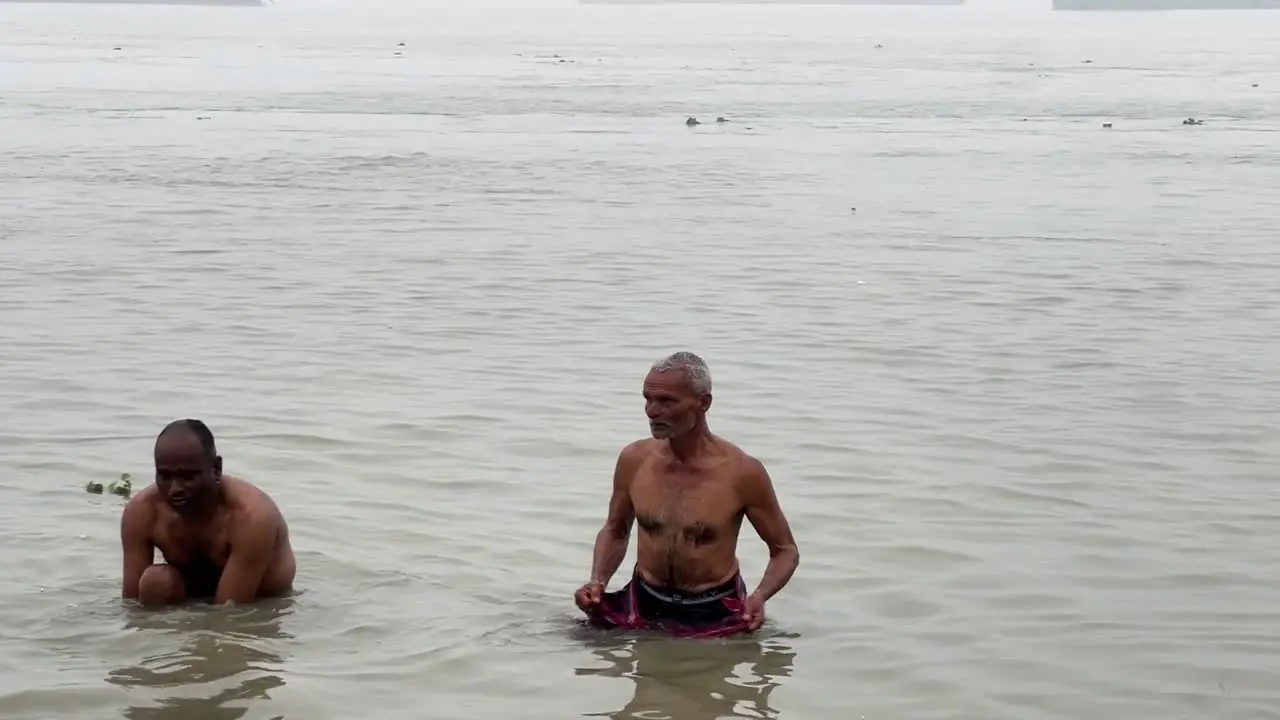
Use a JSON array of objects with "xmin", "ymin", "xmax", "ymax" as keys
[
  {"xmin": 729, "ymin": 449, "xmax": 779, "ymax": 507},
  {"xmin": 122, "ymin": 486, "xmax": 161, "ymax": 520},
  {"xmin": 715, "ymin": 439, "xmax": 769, "ymax": 482},
  {"xmin": 613, "ymin": 438, "xmax": 662, "ymax": 484},
  {"xmin": 120, "ymin": 488, "xmax": 162, "ymax": 544},
  {"xmin": 616, "ymin": 435, "xmax": 665, "ymax": 461},
  {"xmin": 619, "ymin": 437, "xmax": 662, "ymax": 459},
  {"xmin": 223, "ymin": 477, "xmax": 285, "ymax": 528}
]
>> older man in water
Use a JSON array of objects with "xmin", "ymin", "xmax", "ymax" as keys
[
  {"xmin": 120, "ymin": 419, "xmax": 295, "ymax": 607},
  {"xmin": 575, "ymin": 351, "xmax": 800, "ymax": 636}
]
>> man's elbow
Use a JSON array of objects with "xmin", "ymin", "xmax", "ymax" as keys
[{"xmin": 771, "ymin": 542, "xmax": 799, "ymax": 566}]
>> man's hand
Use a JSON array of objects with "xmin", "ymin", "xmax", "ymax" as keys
[
  {"xmin": 740, "ymin": 592, "xmax": 766, "ymax": 631},
  {"xmin": 574, "ymin": 580, "xmax": 604, "ymax": 614}
]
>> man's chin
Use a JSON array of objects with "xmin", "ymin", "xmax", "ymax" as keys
[{"xmin": 167, "ymin": 500, "xmax": 201, "ymax": 516}]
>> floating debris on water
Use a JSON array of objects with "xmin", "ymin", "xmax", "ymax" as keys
[
  {"xmin": 86, "ymin": 472, "xmax": 132, "ymax": 498},
  {"xmin": 109, "ymin": 473, "xmax": 133, "ymax": 498}
]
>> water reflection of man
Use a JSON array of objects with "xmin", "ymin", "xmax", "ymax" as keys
[
  {"xmin": 107, "ymin": 599, "xmax": 294, "ymax": 720},
  {"xmin": 576, "ymin": 633, "xmax": 797, "ymax": 720}
]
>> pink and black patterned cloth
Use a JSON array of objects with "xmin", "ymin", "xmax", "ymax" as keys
[{"xmin": 586, "ymin": 569, "xmax": 752, "ymax": 638}]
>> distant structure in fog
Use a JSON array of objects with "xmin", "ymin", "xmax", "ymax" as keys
[
  {"xmin": 580, "ymin": 0, "xmax": 964, "ymax": 5},
  {"xmin": 2, "ymin": 0, "xmax": 263, "ymax": 5},
  {"xmin": 1053, "ymin": 0, "xmax": 1278, "ymax": 8}
]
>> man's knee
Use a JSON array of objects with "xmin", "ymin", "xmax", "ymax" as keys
[{"xmin": 138, "ymin": 564, "xmax": 186, "ymax": 608}]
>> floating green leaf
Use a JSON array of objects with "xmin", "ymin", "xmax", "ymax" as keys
[
  {"xmin": 108, "ymin": 473, "xmax": 133, "ymax": 498},
  {"xmin": 85, "ymin": 481, "xmax": 104, "ymax": 495}
]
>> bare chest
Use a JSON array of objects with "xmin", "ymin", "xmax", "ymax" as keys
[
  {"xmin": 630, "ymin": 465, "xmax": 743, "ymax": 540},
  {"xmin": 153, "ymin": 515, "xmax": 232, "ymax": 565}
]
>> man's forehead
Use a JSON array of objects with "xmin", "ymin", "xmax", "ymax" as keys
[{"xmin": 154, "ymin": 430, "xmax": 205, "ymax": 457}]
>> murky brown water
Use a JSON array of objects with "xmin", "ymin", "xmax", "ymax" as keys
[{"xmin": 1, "ymin": 4, "xmax": 1278, "ymax": 719}]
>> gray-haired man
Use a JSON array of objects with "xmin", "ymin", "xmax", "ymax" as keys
[{"xmin": 575, "ymin": 351, "xmax": 800, "ymax": 636}]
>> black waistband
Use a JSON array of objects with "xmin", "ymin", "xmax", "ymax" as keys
[{"xmin": 635, "ymin": 572, "xmax": 741, "ymax": 605}]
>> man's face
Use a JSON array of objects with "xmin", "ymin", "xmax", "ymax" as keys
[
  {"xmin": 154, "ymin": 430, "xmax": 221, "ymax": 516},
  {"xmin": 643, "ymin": 370, "xmax": 710, "ymax": 439}
]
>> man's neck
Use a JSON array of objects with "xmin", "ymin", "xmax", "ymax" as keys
[{"xmin": 667, "ymin": 422, "xmax": 713, "ymax": 463}]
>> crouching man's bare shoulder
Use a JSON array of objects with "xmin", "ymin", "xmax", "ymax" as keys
[
  {"xmin": 120, "ymin": 487, "xmax": 161, "ymax": 600},
  {"xmin": 214, "ymin": 478, "xmax": 292, "ymax": 605}
]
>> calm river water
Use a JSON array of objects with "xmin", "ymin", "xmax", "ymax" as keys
[{"xmin": 1, "ymin": 2, "xmax": 1277, "ymax": 719}]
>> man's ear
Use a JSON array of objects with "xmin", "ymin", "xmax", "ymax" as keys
[
  {"xmin": 700, "ymin": 393, "xmax": 713, "ymax": 413},
  {"xmin": 212, "ymin": 456, "xmax": 224, "ymax": 480}
]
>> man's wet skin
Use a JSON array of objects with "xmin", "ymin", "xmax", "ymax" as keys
[
  {"xmin": 120, "ymin": 419, "xmax": 295, "ymax": 607},
  {"xmin": 576, "ymin": 351, "xmax": 800, "ymax": 632}
]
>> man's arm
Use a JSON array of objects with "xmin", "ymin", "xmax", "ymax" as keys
[
  {"xmin": 120, "ymin": 497, "xmax": 155, "ymax": 600},
  {"xmin": 215, "ymin": 510, "xmax": 279, "ymax": 605},
  {"xmin": 589, "ymin": 442, "xmax": 644, "ymax": 587},
  {"xmin": 742, "ymin": 457, "xmax": 800, "ymax": 602}
]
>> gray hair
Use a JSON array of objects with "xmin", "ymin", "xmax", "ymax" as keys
[{"xmin": 650, "ymin": 351, "xmax": 712, "ymax": 394}]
